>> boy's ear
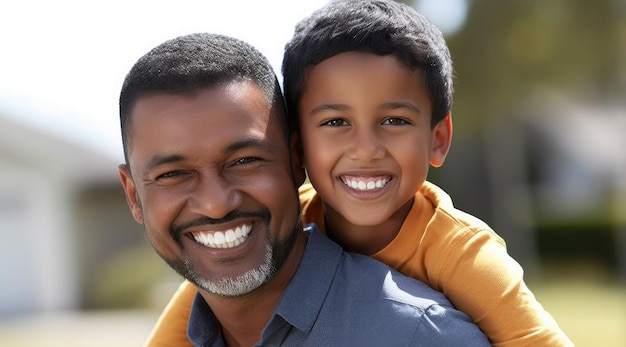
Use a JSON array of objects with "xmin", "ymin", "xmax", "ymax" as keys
[
  {"xmin": 118, "ymin": 164, "xmax": 144, "ymax": 224},
  {"xmin": 289, "ymin": 130, "xmax": 307, "ymax": 186},
  {"xmin": 429, "ymin": 113, "xmax": 453, "ymax": 168}
]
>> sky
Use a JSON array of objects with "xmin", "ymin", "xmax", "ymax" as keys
[{"xmin": 0, "ymin": 0, "xmax": 465, "ymax": 162}]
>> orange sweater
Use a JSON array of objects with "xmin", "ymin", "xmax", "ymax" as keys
[{"xmin": 144, "ymin": 182, "xmax": 573, "ymax": 347}]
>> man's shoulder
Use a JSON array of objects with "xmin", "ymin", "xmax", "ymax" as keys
[
  {"xmin": 287, "ymin": 225, "xmax": 491, "ymax": 346},
  {"xmin": 303, "ymin": 224, "xmax": 452, "ymax": 310},
  {"xmin": 337, "ymin": 250, "xmax": 452, "ymax": 309},
  {"xmin": 318, "ymin": 251, "xmax": 490, "ymax": 346}
]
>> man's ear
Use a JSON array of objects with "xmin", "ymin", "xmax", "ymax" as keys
[
  {"xmin": 429, "ymin": 113, "xmax": 453, "ymax": 168},
  {"xmin": 118, "ymin": 164, "xmax": 144, "ymax": 224},
  {"xmin": 289, "ymin": 130, "xmax": 307, "ymax": 187}
]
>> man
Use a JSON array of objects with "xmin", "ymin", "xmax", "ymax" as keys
[{"xmin": 118, "ymin": 32, "xmax": 490, "ymax": 346}]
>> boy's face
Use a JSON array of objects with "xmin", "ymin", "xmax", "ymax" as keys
[
  {"xmin": 298, "ymin": 52, "xmax": 451, "ymax": 228},
  {"xmin": 118, "ymin": 81, "xmax": 304, "ymax": 296}
]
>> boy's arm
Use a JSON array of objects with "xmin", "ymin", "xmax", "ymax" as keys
[
  {"xmin": 144, "ymin": 280, "xmax": 196, "ymax": 347},
  {"xmin": 433, "ymin": 228, "xmax": 574, "ymax": 347}
]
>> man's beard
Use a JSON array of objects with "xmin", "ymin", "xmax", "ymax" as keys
[
  {"xmin": 187, "ymin": 242, "xmax": 275, "ymax": 296},
  {"xmin": 155, "ymin": 216, "xmax": 301, "ymax": 297}
]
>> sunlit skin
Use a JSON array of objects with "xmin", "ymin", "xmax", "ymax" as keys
[
  {"xmin": 298, "ymin": 52, "xmax": 452, "ymax": 255},
  {"xmin": 118, "ymin": 81, "xmax": 306, "ymax": 346}
]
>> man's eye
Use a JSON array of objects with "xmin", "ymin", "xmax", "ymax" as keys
[
  {"xmin": 156, "ymin": 171, "xmax": 184, "ymax": 180},
  {"xmin": 321, "ymin": 119, "xmax": 349, "ymax": 127},
  {"xmin": 234, "ymin": 157, "xmax": 259, "ymax": 165},
  {"xmin": 382, "ymin": 117, "xmax": 410, "ymax": 126}
]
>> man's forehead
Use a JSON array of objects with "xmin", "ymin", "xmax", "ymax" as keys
[
  {"xmin": 131, "ymin": 82, "xmax": 272, "ymax": 124},
  {"xmin": 126, "ymin": 84, "xmax": 285, "ymax": 165}
]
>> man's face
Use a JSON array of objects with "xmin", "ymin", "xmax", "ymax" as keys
[{"xmin": 118, "ymin": 81, "xmax": 303, "ymax": 296}]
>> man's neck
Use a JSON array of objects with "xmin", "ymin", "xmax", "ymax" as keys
[{"xmin": 199, "ymin": 232, "xmax": 307, "ymax": 347}]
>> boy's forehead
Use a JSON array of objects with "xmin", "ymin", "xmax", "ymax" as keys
[
  {"xmin": 304, "ymin": 51, "xmax": 420, "ymax": 84},
  {"xmin": 302, "ymin": 52, "xmax": 429, "ymax": 99}
]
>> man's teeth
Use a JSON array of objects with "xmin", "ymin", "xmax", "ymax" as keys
[
  {"xmin": 192, "ymin": 224, "xmax": 251, "ymax": 249},
  {"xmin": 342, "ymin": 177, "xmax": 390, "ymax": 191}
]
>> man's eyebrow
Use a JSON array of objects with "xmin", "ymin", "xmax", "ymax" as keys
[
  {"xmin": 224, "ymin": 138, "xmax": 276, "ymax": 154},
  {"xmin": 144, "ymin": 139, "xmax": 275, "ymax": 171},
  {"xmin": 146, "ymin": 154, "xmax": 186, "ymax": 171},
  {"xmin": 381, "ymin": 101, "xmax": 422, "ymax": 114}
]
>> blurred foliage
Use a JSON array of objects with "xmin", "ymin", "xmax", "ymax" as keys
[
  {"xmin": 87, "ymin": 244, "xmax": 177, "ymax": 309},
  {"xmin": 408, "ymin": 0, "xmax": 626, "ymax": 276},
  {"xmin": 92, "ymin": 0, "xmax": 626, "ymax": 308},
  {"xmin": 445, "ymin": 0, "xmax": 625, "ymax": 136}
]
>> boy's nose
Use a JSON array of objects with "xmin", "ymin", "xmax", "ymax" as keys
[
  {"xmin": 187, "ymin": 175, "xmax": 242, "ymax": 219},
  {"xmin": 347, "ymin": 129, "xmax": 386, "ymax": 161}
]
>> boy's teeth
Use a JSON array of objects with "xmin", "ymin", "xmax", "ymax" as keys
[
  {"xmin": 342, "ymin": 176, "xmax": 390, "ymax": 191},
  {"xmin": 192, "ymin": 224, "xmax": 252, "ymax": 249}
]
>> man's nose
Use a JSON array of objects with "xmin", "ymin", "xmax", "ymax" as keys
[{"xmin": 187, "ymin": 174, "xmax": 242, "ymax": 219}]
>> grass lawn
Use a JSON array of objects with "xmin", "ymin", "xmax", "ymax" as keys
[
  {"xmin": 529, "ymin": 268, "xmax": 626, "ymax": 347},
  {"xmin": 1, "ymin": 263, "xmax": 623, "ymax": 347}
]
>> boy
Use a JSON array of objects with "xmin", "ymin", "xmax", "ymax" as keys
[{"xmin": 145, "ymin": 1, "xmax": 573, "ymax": 346}]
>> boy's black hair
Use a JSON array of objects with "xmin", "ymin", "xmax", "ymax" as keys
[
  {"xmin": 119, "ymin": 33, "xmax": 286, "ymax": 164},
  {"xmin": 282, "ymin": 0, "xmax": 453, "ymax": 129}
]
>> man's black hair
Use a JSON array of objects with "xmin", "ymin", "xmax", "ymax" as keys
[{"xmin": 119, "ymin": 33, "xmax": 287, "ymax": 164}]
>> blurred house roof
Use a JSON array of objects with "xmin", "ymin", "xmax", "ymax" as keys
[
  {"xmin": 0, "ymin": 113, "xmax": 120, "ymax": 187},
  {"xmin": 520, "ymin": 100, "xmax": 626, "ymax": 220},
  {"xmin": 528, "ymin": 102, "xmax": 626, "ymax": 177}
]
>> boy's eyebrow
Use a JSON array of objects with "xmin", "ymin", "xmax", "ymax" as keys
[
  {"xmin": 309, "ymin": 102, "xmax": 422, "ymax": 116},
  {"xmin": 309, "ymin": 103, "xmax": 350, "ymax": 116},
  {"xmin": 381, "ymin": 101, "xmax": 422, "ymax": 114}
]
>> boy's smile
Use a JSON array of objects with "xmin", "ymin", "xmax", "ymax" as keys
[
  {"xmin": 298, "ymin": 51, "xmax": 451, "ymax": 252},
  {"xmin": 340, "ymin": 175, "xmax": 391, "ymax": 192}
]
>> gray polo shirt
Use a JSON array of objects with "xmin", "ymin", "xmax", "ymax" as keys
[{"xmin": 188, "ymin": 224, "xmax": 490, "ymax": 346}]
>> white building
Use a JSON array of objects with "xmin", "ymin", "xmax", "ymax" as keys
[{"xmin": 0, "ymin": 114, "xmax": 148, "ymax": 315}]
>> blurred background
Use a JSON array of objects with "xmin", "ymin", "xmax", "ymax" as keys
[{"xmin": 0, "ymin": 0, "xmax": 624, "ymax": 346}]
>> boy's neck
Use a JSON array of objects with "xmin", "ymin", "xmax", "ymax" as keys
[{"xmin": 324, "ymin": 198, "xmax": 414, "ymax": 255}]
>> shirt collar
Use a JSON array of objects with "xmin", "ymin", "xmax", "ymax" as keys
[
  {"xmin": 272, "ymin": 224, "xmax": 342, "ymax": 333},
  {"xmin": 188, "ymin": 292, "xmax": 222, "ymax": 346},
  {"xmin": 186, "ymin": 224, "xmax": 342, "ymax": 345}
]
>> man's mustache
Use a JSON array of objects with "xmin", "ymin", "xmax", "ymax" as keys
[{"xmin": 170, "ymin": 209, "xmax": 271, "ymax": 244}]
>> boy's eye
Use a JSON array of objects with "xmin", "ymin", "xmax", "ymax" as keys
[
  {"xmin": 382, "ymin": 117, "xmax": 411, "ymax": 126},
  {"xmin": 320, "ymin": 118, "xmax": 349, "ymax": 127}
]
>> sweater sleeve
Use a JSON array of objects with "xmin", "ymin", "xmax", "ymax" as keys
[
  {"xmin": 143, "ymin": 280, "xmax": 196, "ymax": 347},
  {"xmin": 430, "ymin": 220, "xmax": 573, "ymax": 347}
]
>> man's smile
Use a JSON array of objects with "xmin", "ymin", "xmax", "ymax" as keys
[{"xmin": 190, "ymin": 224, "xmax": 252, "ymax": 249}]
